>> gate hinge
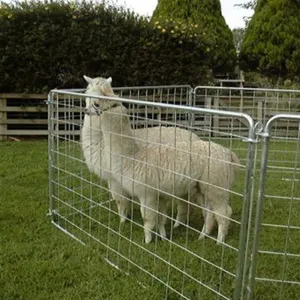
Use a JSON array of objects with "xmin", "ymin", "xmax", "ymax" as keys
[
  {"xmin": 242, "ymin": 137, "xmax": 260, "ymax": 143},
  {"xmin": 255, "ymin": 131, "xmax": 270, "ymax": 138}
]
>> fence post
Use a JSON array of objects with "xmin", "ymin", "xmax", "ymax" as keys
[
  {"xmin": 213, "ymin": 96, "xmax": 220, "ymax": 136},
  {"xmin": 205, "ymin": 96, "xmax": 211, "ymax": 109},
  {"xmin": 257, "ymin": 100, "xmax": 263, "ymax": 122},
  {"xmin": 0, "ymin": 97, "xmax": 7, "ymax": 141}
]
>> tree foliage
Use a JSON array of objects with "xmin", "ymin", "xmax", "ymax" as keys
[
  {"xmin": 0, "ymin": 1, "xmax": 212, "ymax": 92},
  {"xmin": 151, "ymin": 0, "xmax": 236, "ymax": 75},
  {"xmin": 235, "ymin": 0, "xmax": 257, "ymax": 10},
  {"xmin": 235, "ymin": 0, "xmax": 257, "ymax": 27},
  {"xmin": 239, "ymin": 0, "xmax": 300, "ymax": 80}
]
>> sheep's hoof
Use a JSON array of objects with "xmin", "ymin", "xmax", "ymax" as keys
[
  {"xmin": 158, "ymin": 226, "xmax": 167, "ymax": 240},
  {"xmin": 160, "ymin": 233, "xmax": 168, "ymax": 241},
  {"xmin": 174, "ymin": 221, "xmax": 181, "ymax": 228},
  {"xmin": 216, "ymin": 235, "xmax": 225, "ymax": 245},
  {"xmin": 145, "ymin": 236, "xmax": 152, "ymax": 244},
  {"xmin": 120, "ymin": 216, "xmax": 127, "ymax": 223},
  {"xmin": 198, "ymin": 233, "xmax": 206, "ymax": 240}
]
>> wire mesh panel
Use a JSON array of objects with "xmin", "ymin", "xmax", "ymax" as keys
[
  {"xmin": 48, "ymin": 88, "xmax": 256, "ymax": 300},
  {"xmin": 54, "ymin": 85, "xmax": 209, "ymax": 135},
  {"xmin": 194, "ymin": 86, "xmax": 300, "ymax": 138},
  {"xmin": 114, "ymin": 85, "xmax": 192, "ymax": 105},
  {"xmin": 247, "ymin": 114, "xmax": 300, "ymax": 300},
  {"xmin": 114, "ymin": 85, "xmax": 211, "ymax": 130}
]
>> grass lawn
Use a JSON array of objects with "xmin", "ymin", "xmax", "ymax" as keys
[
  {"xmin": 1, "ymin": 139, "xmax": 300, "ymax": 300},
  {"xmin": 0, "ymin": 141, "xmax": 163, "ymax": 300}
]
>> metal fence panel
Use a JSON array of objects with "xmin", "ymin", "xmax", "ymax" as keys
[
  {"xmin": 46, "ymin": 85, "xmax": 209, "ymax": 138},
  {"xmin": 194, "ymin": 86, "xmax": 300, "ymax": 138},
  {"xmin": 48, "ymin": 85, "xmax": 300, "ymax": 300},
  {"xmin": 247, "ymin": 114, "xmax": 300, "ymax": 300},
  {"xmin": 48, "ymin": 87, "xmax": 256, "ymax": 300}
]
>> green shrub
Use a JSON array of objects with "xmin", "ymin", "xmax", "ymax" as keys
[
  {"xmin": 151, "ymin": 0, "xmax": 237, "ymax": 75},
  {"xmin": 244, "ymin": 71, "xmax": 300, "ymax": 89},
  {"xmin": 240, "ymin": 0, "xmax": 300, "ymax": 80},
  {"xmin": 0, "ymin": 1, "xmax": 212, "ymax": 92}
]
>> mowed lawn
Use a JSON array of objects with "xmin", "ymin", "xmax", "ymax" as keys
[
  {"xmin": 1, "ymin": 139, "xmax": 300, "ymax": 300},
  {"xmin": 0, "ymin": 141, "xmax": 163, "ymax": 300}
]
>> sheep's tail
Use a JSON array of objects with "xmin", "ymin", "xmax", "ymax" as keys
[{"xmin": 231, "ymin": 151, "xmax": 240, "ymax": 166}]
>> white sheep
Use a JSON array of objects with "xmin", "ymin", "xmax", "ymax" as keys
[
  {"xmin": 84, "ymin": 77, "xmax": 240, "ymax": 245},
  {"xmin": 81, "ymin": 75, "xmax": 201, "ymax": 226}
]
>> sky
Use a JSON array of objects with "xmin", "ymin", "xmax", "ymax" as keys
[{"xmin": 117, "ymin": 0, "xmax": 254, "ymax": 29}]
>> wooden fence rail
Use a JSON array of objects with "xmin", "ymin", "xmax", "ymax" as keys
[
  {"xmin": 0, "ymin": 93, "xmax": 48, "ymax": 140},
  {"xmin": 0, "ymin": 92, "xmax": 299, "ymax": 141}
]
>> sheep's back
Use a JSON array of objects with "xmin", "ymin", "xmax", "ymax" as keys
[{"xmin": 134, "ymin": 126, "xmax": 200, "ymax": 145}]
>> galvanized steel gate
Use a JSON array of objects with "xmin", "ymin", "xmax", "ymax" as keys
[{"xmin": 48, "ymin": 85, "xmax": 300, "ymax": 300}]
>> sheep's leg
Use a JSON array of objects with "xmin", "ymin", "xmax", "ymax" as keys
[
  {"xmin": 199, "ymin": 207, "xmax": 215, "ymax": 240},
  {"xmin": 196, "ymin": 191, "xmax": 215, "ymax": 240},
  {"xmin": 158, "ymin": 200, "xmax": 167, "ymax": 240},
  {"xmin": 174, "ymin": 199, "xmax": 188, "ymax": 228},
  {"xmin": 214, "ymin": 204, "xmax": 232, "ymax": 245},
  {"xmin": 202, "ymin": 207, "xmax": 207, "ymax": 219},
  {"xmin": 197, "ymin": 193, "xmax": 205, "ymax": 218},
  {"xmin": 140, "ymin": 198, "xmax": 157, "ymax": 244},
  {"xmin": 109, "ymin": 180, "xmax": 131, "ymax": 223}
]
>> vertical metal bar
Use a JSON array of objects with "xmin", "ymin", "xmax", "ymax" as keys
[
  {"xmin": 189, "ymin": 88, "xmax": 195, "ymax": 128},
  {"xmin": 48, "ymin": 92, "xmax": 55, "ymax": 217},
  {"xmin": 246, "ymin": 132, "xmax": 269, "ymax": 300},
  {"xmin": 239, "ymin": 87, "xmax": 244, "ymax": 113},
  {"xmin": 241, "ymin": 140, "xmax": 259, "ymax": 294},
  {"xmin": 233, "ymin": 127, "xmax": 257, "ymax": 300},
  {"xmin": 213, "ymin": 89, "xmax": 220, "ymax": 137}
]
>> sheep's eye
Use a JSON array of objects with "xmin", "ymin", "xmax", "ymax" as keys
[{"xmin": 94, "ymin": 103, "xmax": 100, "ymax": 107}]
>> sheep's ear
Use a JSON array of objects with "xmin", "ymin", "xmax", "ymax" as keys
[
  {"xmin": 83, "ymin": 75, "xmax": 93, "ymax": 84},
  {"xmin": 101, "ymin": 79, "xmax": 114, "ymax": 96}
]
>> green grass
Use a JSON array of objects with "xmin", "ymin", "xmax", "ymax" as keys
[
  {"xmin": 1, "ymin": 139, "xmax": 300, "ymax": 300},
  {"xmin": 0, "ymin": 141, "xmax": 164, "ymax": 300}
]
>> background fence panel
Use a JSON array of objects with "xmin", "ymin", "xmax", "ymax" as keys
[
  {"xmin": 2, "ymin": 86, "xmax": 300, "ymax": 140},
  {"xmin": 194, "ymin": 87, "xmax": 300, "ymax": 139}
]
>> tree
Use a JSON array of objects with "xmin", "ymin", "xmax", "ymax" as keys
[
  {"xmin": 236, "ymin": 0, "xmax": 257, "ymax": 10},
  {"xmin": 0, "ymin": 1, "xmax": 212, "ymax": 92},
  {"xmin": 151, "ymin": 0, "xmax": 236, "ymax": 75},
  {"xmin": 239, "ymin": 0, "xmax": 300, "ymax": 80},
  {"xmin": 235, "ymin": 0, "xmax": 257, "ymax": 27}
]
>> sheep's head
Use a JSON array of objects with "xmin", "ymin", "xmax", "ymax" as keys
[
  {"xmin": 83, "ymin": 75, "xmax": 119, "ymax": 116},
  {"xmin": 84, "ymin": 75, "xmax": 114, "ymax": 96}
]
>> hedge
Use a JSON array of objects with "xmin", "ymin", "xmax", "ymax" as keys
[{"xmin": 0, "ymin": 1, "xmax": 213, "ymax": 92}]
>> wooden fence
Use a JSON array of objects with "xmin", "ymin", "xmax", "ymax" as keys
[
  {"xmin": 0, "ymin": 93, "xmax": 48, "ymax": 140},
  {"xmin": 1, "ymin": 92, "xmax": 299, "ymax": 141}
]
